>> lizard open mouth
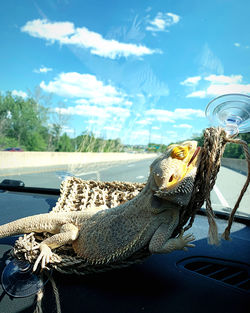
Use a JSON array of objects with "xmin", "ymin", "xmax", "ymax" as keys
[{"xmin": 187, "ymin": 146, "xmax": 201, "ymax": 167}]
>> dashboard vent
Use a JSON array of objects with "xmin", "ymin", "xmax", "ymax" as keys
[{"xmin": 178, "ymin": 257, "xmax": 250, "ymax": 292}]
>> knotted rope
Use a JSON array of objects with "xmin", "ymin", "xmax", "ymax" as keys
[{"xmin": 175, "ymin": 127, "xmax": 250, "ymax": 244}]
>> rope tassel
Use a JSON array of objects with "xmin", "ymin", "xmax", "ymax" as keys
[{"xmin": 221, "ymin": 138, "xmax": 250, "ymax": 240}]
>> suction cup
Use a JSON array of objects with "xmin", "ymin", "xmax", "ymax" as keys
[
  {"xmin": 1, "ymin": 259, "xmax": 49, "ymax": 298},
  {"xmin": 205, "ymin": 94, "xmax": 250, "ymax": 135}
]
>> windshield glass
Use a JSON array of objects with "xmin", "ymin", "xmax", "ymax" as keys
[{"xmin": 0, "ymin": 0, "xmax": 249, "ymax": 219}]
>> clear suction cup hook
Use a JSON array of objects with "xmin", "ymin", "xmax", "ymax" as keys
[
  {"xmin": 1, "ymin": 259, "xmax": 49, "ymax": 298},
  {"xmin": 205, "ymin": 94, "xmax": 250, "ymax": 136}
]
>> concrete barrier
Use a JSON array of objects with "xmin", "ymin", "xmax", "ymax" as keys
[
  {"xmin": 0, "ymin": 151, "xmax": 157, "ymax": 174},
  {"xmin": 0, "ymin": 152, "xmax": 247, "ymax": 176},
  {"xmin": 221, "ymin": 157, "xmax": 247, "ymax": 175}
]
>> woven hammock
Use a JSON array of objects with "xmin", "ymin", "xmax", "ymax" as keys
[
  {"xmin": 12, "ymin": 127, "xmax": 250, "ymax": 275},
  {"xmin": 13, "ymin": 179, "xmax": 149, "ymax": 275}
]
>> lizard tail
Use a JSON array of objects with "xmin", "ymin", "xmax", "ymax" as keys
[{"xmin": 0, "ymin": 213, "xmax": 53, "ymax": 239}]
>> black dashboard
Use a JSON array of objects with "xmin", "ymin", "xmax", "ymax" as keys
[{"xmin": 0, "ymin": 189, "xmax": 249, "ymax": 313}]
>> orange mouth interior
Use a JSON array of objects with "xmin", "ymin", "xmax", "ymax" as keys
[{"xmin": 167, "ymin": 146, "xmax": 201, "ymax": 189}]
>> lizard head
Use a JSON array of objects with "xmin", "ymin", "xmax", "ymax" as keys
[{"xmin": 150, "ymin": 140, "xmax": 201, "ymax": 207}]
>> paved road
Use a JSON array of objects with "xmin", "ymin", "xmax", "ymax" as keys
[{"xmin": 0, "ymin": 157, "xmax": 249, "ymax": 217}]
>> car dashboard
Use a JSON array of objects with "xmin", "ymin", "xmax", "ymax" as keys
[{"xmin": 0, "ymin": 188, "xmax": 249, "ymax": 313}]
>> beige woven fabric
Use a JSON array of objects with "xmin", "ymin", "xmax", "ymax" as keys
[{"xmin": 13, "ymin": 178, "xmax": 148, "ymax": 274}]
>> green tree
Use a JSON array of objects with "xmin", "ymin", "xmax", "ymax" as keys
[
  {"xmin": 0, "ymin": 93, "xmax": 10, "ymax": 135},
  {"xmin": 0, "ymin": 92, "xmax": 49, "ymax": 151},
  {"xmin": 191, "ymin": 129, "xmax": 250, "ymax": 159},
  {"xmin": 56, "ymin": 133, "xmax": 74, "ymax": 152},
  {"xmin": 25, "ymin": 132, "xmax": 47, "ymax": 151},
  {"xmin": 75, "ymin": 132, "xmax": 123, "ymax": 152}
]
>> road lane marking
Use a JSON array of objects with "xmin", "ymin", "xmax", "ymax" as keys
[
  {"xmin": 213, "ymin": 184, "xmax": 230, "ymax": 208},
  {"xmin": 76, "ymin": 170, "xmax": 101, "ymax": 180},
  {"xmin": 136, "ymin": 175, "xmax": 145, "ymax": 179}
]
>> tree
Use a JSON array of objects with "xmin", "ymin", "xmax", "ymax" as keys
[
  {"xmin": 0, "ymin": 93, "xmax": 10, "ymax": 135},
  {"xmin": 56, "ymin": 133, "xmax": 74, "ymax": 152},
  {"xmin": 192, "ymin": 129, "xmax": 250, "ymax": 159},
  {"xmin": 0, "ymin": 92, "xmax": 50, "ymax": 151},
  {"xmin": 25, "ymin": 132, "xmax": 47, "ymax": 151},
  {"xmin": 0, "ymin": 91, "xmax": 127, "ymax": 152}
]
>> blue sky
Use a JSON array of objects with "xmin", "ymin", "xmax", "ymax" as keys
[{"xmin": 1, "ymin": 0, "xmax": 250, "ymax": 145}]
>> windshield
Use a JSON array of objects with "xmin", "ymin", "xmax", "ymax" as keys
[{"xmin": 0, "ymin": 0, "xmax": 249, "ymax": 219}]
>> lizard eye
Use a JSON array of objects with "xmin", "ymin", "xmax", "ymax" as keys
[
  {"xmin": 171, "ymin": 146, "xmax": 188, "ymax": 160},
  {"xmin": 154, "ymin": 173, "xmax": 164, "ymax": 187}
]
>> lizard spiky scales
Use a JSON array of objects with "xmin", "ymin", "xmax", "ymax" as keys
[{"xmin": 0, "ymin": 141, "xmax": 201, "ymax": 272}]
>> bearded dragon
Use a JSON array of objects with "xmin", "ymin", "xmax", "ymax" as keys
[{"xmin": 0, "ymin": 141, "xmax": 201, "ymax": 271}]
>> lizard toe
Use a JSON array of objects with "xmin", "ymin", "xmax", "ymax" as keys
[{"xmin": 33, "ymin": 244, "xmax": 53, "ymax": 272}]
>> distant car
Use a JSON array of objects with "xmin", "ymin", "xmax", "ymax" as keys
[{"xmin": 3, "ymin": 147, "xmax": 24, "ymax": 151}]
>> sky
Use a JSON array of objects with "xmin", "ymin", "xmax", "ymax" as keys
[{"xmin": 1, "ymin": 0, "xmax": 250, "ymax": 145}]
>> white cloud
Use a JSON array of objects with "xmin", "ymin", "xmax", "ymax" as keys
[
  {"xmin": 145, "ymin": 109, "xmax": 175, "ymax": 123},
  {"xmin": 146, "ymin": 12, "xmax": 180, "ymax": 32},
  {"xmin": 88, "ymin": 119, "xmax": 100, "ymax": 124},
  {"xmin": 34, "ymin": 66, "xmax": 53, "ymax": 73},
  {"xmin": 136, "ymin": 119, "xmax": 152, "ymax": 125},
  {"xmin": 186, "ymin": 74, "xmax": 250, "ymax": 98},
  {"xmin": 152, "ymin": 131, "xmax": 178, "ymax": 144},
  {"xmin": 206, "ymin": 83, "xmax": 250, "ymax": 95},
  {"xmin": 12, "ymin": 90, "xmax": 28, "ymax": 98},
  {"xmin": 145, "ymin": 108, "xmax": 205, "ymax": 122},
  {"xmin": 74, "ymin": 98, "xmax": 89, "ymax": 105},
  {"xmin": 62, "ymin": 125, "xmax": 74, "ymax": 134},
  {"xmin": 103, "ymin": 126, "xmax": 122, "ymax": 132},
  {"xmin": 180, "ymin": 76, "xmax": 201, "ymax": 86},
  {"xmin": 187, "ymin": 90, "xmax": 207, "ymax": 98},
  {"xmin": 42, "ymin": 71, "xmax": 132, "ymax": 127},
  {"xmin": 88, "ymin": 96, "xmax": 127, "ymax": 106},
  {"xmin": 167, "ymin": 13, "xmax": 180, "ymax": 24},
  {"xmin": 41, "ymin": 72, "xmax": 118, "ymax": 99},
  {"xmin": 40, "ymin": 72, "xmax": 131, "ymax": 107},
  {"xmin": 55, "ymin": 103, "xmax": 130, "ymax": 119},
  {"xmin": 204, "ymin": 74, "xmax": 242, "ymax": 84},
  {"xmin": 174, "ymin": 108, "xmax": 205, "ymax": 119},
  {"xmin": 55, "ymin": 104, "xmax": 108, "ymax": 118},
  {"xmin": 108, "ymin": 106, "xmax": 130, "ymax": 117},
  {"xmin": 21, "ymin": 19, "xmax": 75, "ymax": 41},
  {"xmin": 173, "ymin": 124, "xmax": 193, "ymax": 129},
  {"xmin": 233, "ymin": 42, "xmax": 249, "ymax": 49},
  {"xmin": 150, "ymin": 134, "xmax": 163, "ymax": 141},
  {"xmin": 131, "ymin": 129, "xmax": 150, "ymax": 137},
  {"xmin": 21, "ymin": 19, "xmax": 157, "ymax": 59},
  {"xmin": 124, "ymin": 100, "xmax": 133, "ymax": 106}
]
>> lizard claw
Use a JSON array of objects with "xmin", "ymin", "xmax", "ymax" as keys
[
  {"xmin": 33, "ymin": 244, "xmax": 53, "ymax": 272},
  {"xmin": 177, "ymin": 229, "xmax": 195, "ymax": 251}
]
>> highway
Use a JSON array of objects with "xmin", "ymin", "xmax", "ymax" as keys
[{"xmin": 0, "ymin": 157, "xmax": 249, "ymax": 218}]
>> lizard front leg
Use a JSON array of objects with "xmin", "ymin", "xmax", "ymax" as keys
[
  {"xmin": 33, "ymin": 223, "xmax": 79, "ymax": 271},
  {"xmin": 149, "ymin": 225, "xmax": 195, "ymax": 254}
]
